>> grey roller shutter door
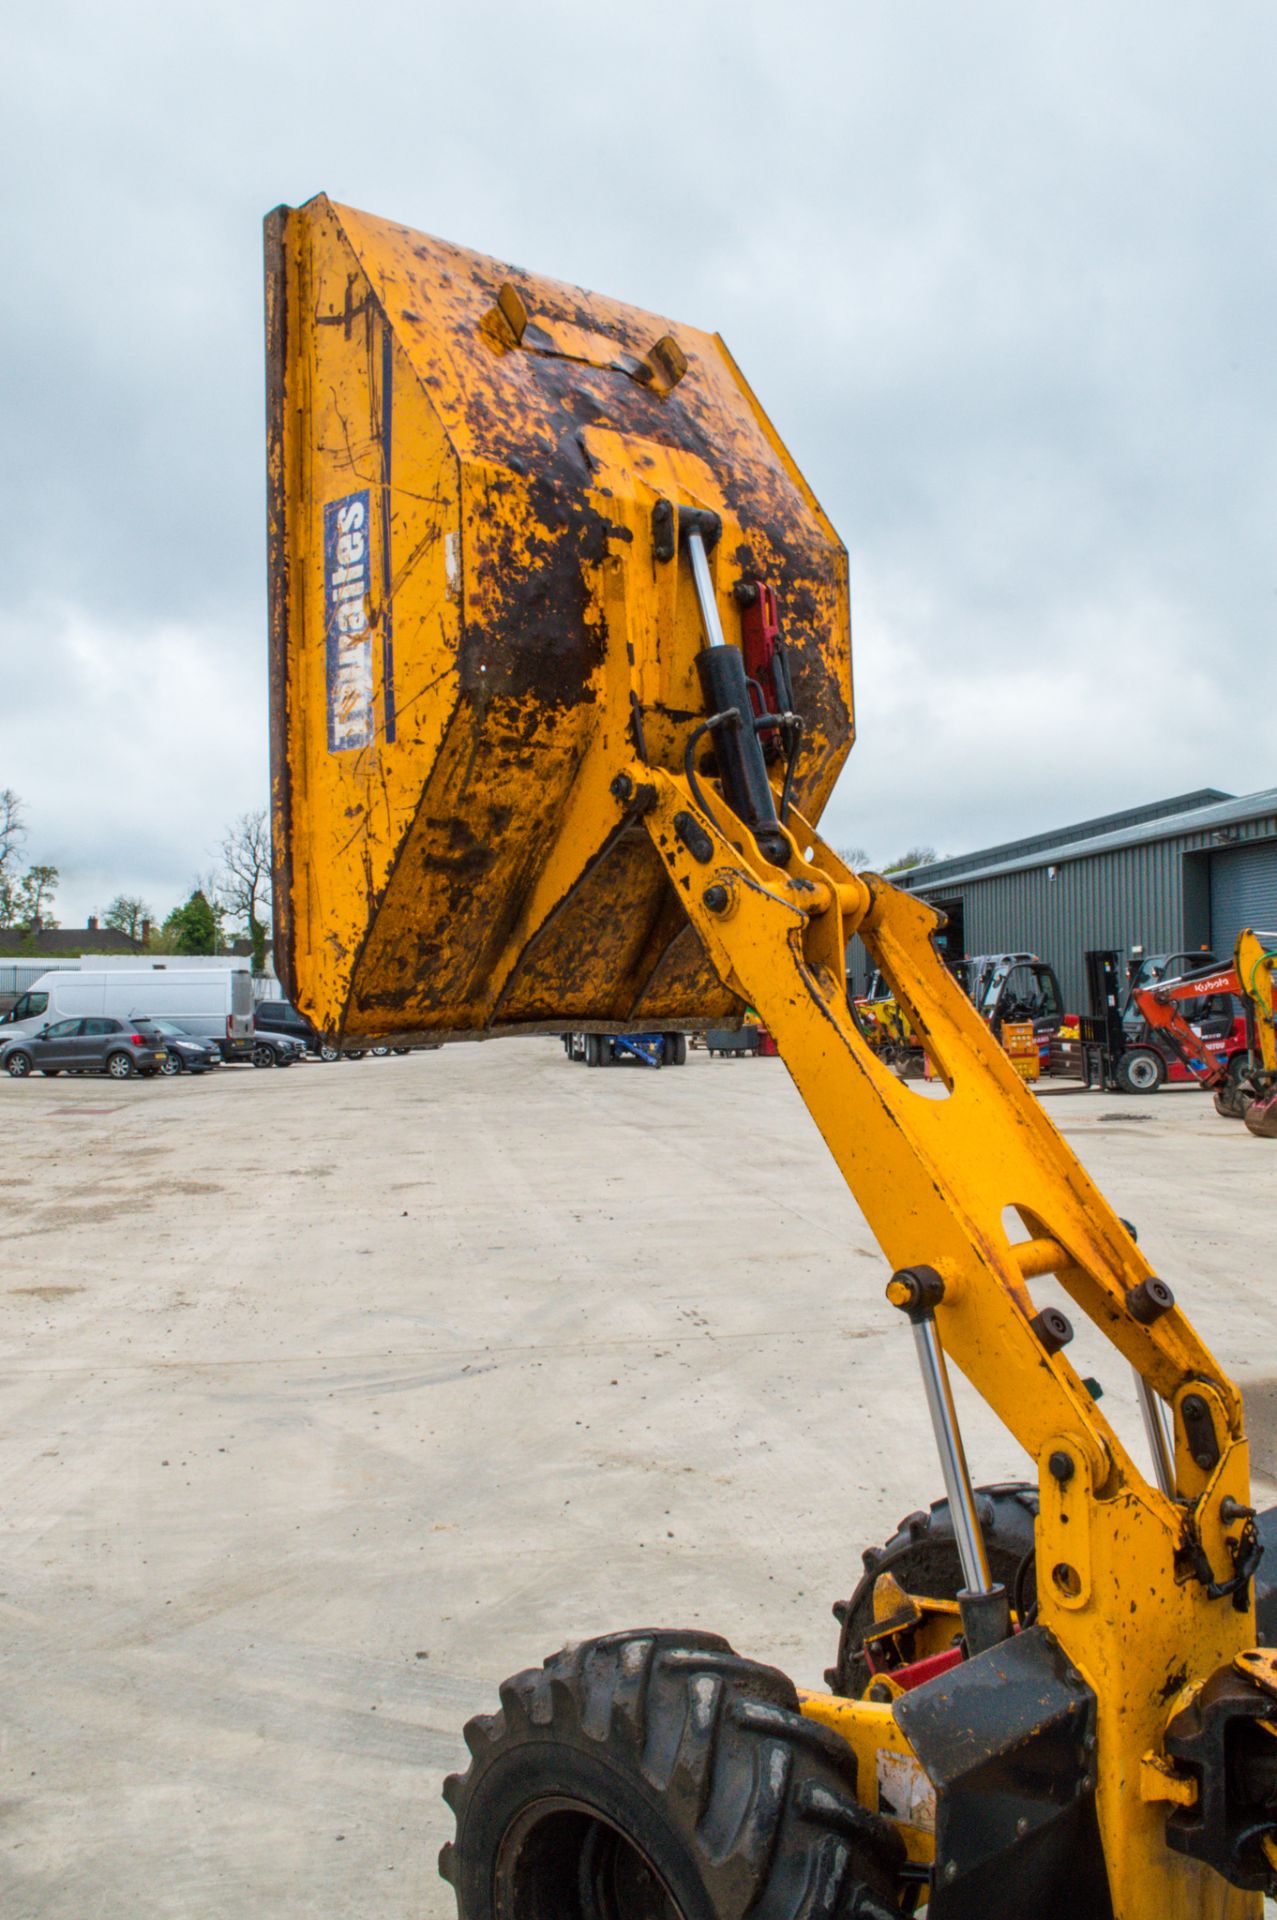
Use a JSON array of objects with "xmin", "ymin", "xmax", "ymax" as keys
[{"xmin": 1209, "ymin": 841, "xmax": 1277, "ymax": 951}]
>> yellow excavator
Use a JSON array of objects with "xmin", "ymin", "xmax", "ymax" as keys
[{"xmin": 266, "ymin": 195, "xmax": 1277, "ymax": 1920}]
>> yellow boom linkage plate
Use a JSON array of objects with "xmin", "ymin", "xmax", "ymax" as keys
[{"xmin": 265, "ymin": 195, "xmax": 852, "ymax": 1045}]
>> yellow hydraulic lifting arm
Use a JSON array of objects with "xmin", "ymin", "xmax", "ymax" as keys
[
  {"xmin": 266, "ymin": 196, "xmax": 1277, "ymax": 1920},
  {"xmin": 634, "ymin": 751, "xmax": 1261, "ymax": 1920}
]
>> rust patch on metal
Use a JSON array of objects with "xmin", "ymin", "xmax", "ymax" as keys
[{"xmin": 267, "ymin": 197, "xmax": 850, "ymax": 1040}]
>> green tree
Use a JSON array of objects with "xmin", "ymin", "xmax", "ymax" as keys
[
  {"xmin": 164, "ymin": 888, "xmax": 218, "ymax": 955},
  {"xmin": 104, "ymin": 894, "xmax": 154, "ymax": 941}
]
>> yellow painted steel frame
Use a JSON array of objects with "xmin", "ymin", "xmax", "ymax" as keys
[
  {"xmin": 632, "ymin": 770, "xmax": 1261, "ymax": 1920},
  {"xmin": 1236, "ymin": 930, "xmax": 1277, "ymax": 1075}
]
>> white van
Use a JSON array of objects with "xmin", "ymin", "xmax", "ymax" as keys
[{"xmin": 0, "ymin": 967, "xmax": 255, "ymax": 1057}]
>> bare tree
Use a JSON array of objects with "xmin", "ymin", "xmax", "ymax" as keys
[
  {"xmin": 882, "ymin": 845, "xmax": 938, "ymax": 874},
  {"xmin": 836, "ymin": 844, "xmax": 872, "ymax": 869},
  {"xmin": 0, "ymin": 789, "xmax": 26, "ymax": 875},
  {"xmin": 0, "ymin": 792, "xmax": 30, "ymax": 926},
  {"xmin": 104, "ymin": 895, "xmax": 154, "ymax": 941},
  {"xmin": 217, "ymin": 810, "xmax": 272, "ymax": 968}
]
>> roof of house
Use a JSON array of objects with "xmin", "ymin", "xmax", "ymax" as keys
[
  {"xmin": 0, "ymin": 926, "xmax": 146, "ymax": 957},
  {"xmin": 909, "ymin": 787, "xmax": 1277, "ymax": 893}
]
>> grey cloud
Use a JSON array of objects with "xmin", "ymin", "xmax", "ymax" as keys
[{"xmin": 2, "ymin": 0, "xmax": 1274, "ymax": 917}]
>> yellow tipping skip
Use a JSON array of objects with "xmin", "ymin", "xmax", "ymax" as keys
[{"xmin": 265, "ymin": 195, "xmax": 851, "ymax": 1045}]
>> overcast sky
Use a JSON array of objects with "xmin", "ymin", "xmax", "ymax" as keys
[{"xmin": 4, "ymin": 2, "xmax": 1274, "ymax": 925}]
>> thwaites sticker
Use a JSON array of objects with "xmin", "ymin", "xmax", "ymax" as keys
[{"xmin": 324, "ymin": 489, "xmax": 373, "ymax": 751}]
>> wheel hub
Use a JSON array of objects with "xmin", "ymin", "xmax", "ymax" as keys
[{"xmin": 496, "ymin": 1799, "xmax": 682, "ymax": 1920}]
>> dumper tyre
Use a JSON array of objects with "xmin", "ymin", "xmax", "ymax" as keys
[
  {"xmin": 441, "ymin": 1627, "xmax": 904, "ymax": 1920},
  {"xmin": 827, "ymin": 1482, "xmax": 1039, "ymax": 1697},
  {"xmin": 1115, "ymin": 1047, "xmax": 1165, "ymax": 1095},
  {"xmin": 665, "ymin": 1034, "xmax": 688, "ymax": 1067},
  {"xmin": 585, "ymin": 1034, "xmax": 608, "ymax": 1068}
]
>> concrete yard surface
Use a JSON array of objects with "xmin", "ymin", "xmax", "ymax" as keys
[{"xmin": 2, "ymin": 1043, "xmax": 1275, "ymax": 1917}]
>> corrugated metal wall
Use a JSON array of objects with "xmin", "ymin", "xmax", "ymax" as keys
[
  {"xmin": 853, "ymin": 807, "xmax": 1277, "ymax": 1014},
  {"xmin": 957, "ymin": 840, "xmax": 1187, "ymax": 1009},
  {"xmin": 916, "ymin": 823, "xmax": 1277, "ymax": 1011},
  {"xmin": 1209, "ymin": 841, "xmax": 1277, "ymax": 951}
]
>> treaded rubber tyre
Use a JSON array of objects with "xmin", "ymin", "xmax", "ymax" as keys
[
  {"xmin": 827, "ymin": 1482, "xmax": 1039, "ymax": 1697},
  {"xmin": 1115, "ymin": 1047, "xmax": 1165, "ymax": 1094},
  {"xmin": 441, "ymin": 1627, "xmax": 903, "ymax": 1919},
  {"xmin": 666, "ymin": 1033, "xmax": 688, "ymax": 1067}
]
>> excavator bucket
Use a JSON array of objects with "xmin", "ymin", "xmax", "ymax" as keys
[{"xmin": 265, "ymin": 196, "xmax": 852, "ymax": 1043}]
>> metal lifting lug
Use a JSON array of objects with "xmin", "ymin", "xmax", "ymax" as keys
[{"xmin": 651, "ymin": 498, "xmax": 722, "ymax": 564}]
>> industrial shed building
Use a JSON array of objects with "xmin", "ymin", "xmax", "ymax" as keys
[{"xmin": 889, "ymin": 786, "xmax": 1277, "ymax": 1012}]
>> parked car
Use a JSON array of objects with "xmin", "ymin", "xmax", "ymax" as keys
[
  {"xmin": 248, "ymin": 1028, "xmax": 307, "ymax": 1069},
  {"xmin": 148, "ymin": 1019, "xmax": 221, "ymax": 1076},
  {"xmin": 253, "ymin": 998, "xmax": 336, "ymax": 1058},
  {"xmin": 1, "ymin": 1016, "xmax": 168, "ymax": 1080},
  {"xmin": 253, "ymin": 999, "xmax": 412, "ymax": 1060}
]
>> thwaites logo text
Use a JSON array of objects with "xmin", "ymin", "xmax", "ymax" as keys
[{"xmin": 324, "ymin": 490, "xmax": 373, "ymax": 751}]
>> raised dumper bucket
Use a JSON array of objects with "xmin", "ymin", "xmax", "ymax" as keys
[{"xmin": 266, "ymin": 197, "xmax": 853, "ymax": 1044}]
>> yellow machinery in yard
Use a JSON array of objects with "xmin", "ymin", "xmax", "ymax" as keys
[{"xmin": 266, "ymin": 196, "xmax": 1277, "ymax": 1920}]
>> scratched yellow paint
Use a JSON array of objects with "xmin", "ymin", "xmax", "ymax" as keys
[
  {"xmin": 267, "ymin": 199, "xmax": 1273, "ymax": 1916},
  {"xmin": 266, "ymin": 194, "xmax": 851, "ymax": 1045}
]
